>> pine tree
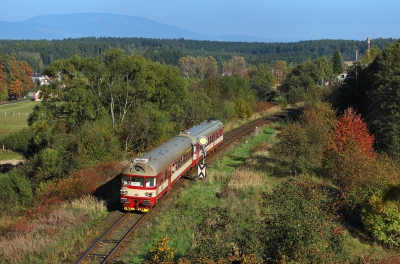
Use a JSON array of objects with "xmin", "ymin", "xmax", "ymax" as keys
[{"xmin": 331, "ymin": 51, "xmax": 343, "ymax": 75}]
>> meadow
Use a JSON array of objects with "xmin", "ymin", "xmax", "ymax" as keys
[
  {"xmin": 0, "ymin": 100, "xmax": 38, "ymax": 137},
  {"xmin": 0, "ymin": 100, "xmax": 39, "ymax": 160}
]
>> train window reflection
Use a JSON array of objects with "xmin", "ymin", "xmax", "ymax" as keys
[
  {"xmin": 131, "ymin": 177, "xmax": 144, "ymax": 186},
  {"xmin": 146, "ymin": 178, "xmax": 156, "ymax": 187}
]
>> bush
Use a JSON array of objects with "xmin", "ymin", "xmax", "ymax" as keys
[
  {"xmin": 0, "ymin": 128, "xmax": 34, "ymax": 157},
  {"xmin": 0, "ymin": 170, "xmax": 33, "ymax": 217},
  {"xmin": 260, "ymin": 175, "xmax": 346, "ymax": 263},
  {"xmin": 362, "ymin": 191, "xmax": 400, "ymax": 247}
]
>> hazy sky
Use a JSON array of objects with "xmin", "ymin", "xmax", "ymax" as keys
[{"xmin": 2, "ymin": 0, "xmax": 399, "ymax": 41}]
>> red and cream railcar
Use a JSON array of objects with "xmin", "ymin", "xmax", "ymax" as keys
[{"xmin": 120, "ymin": 118, "xmax": 223, "ymax": 212}]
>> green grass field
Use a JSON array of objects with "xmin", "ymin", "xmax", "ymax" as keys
[
  {"xmin": 0, "ymin": 100, "xmax": 39, "ymax": 160},
  {"xmin": 0, "ymin": 100, "xmax": 39, "ymax": 138}
]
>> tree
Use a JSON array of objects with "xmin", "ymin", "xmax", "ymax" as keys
[
  {"xmin": 196, "ymin": 56, "xmax": 218, "ymax": 79},
  {"xmin": 323, "ymin": 108, "xmax": 376, "ymax": 186},
  {"xmin": 361, "ymin": 45, "xmax": 381, "ymax": 65},
  {"xmin": 8, "ymin": 79, "xmax": 23, "ymax": 97},
  {"xmin": 225, "ymin": 56, "xmax": 246, "ymax": 77},
  {"xmin": 246, "ymin": 63, "xmax": 274, "ymax": 101},
  {"xmin": 363, "ymin": 41, "xmax": 400, "ymax": 157},
  {"xmin": 314, "ymin": 56, "xmax": 334, "ymax": 85},
  {"xmin": 273, "ymin": 60, "xmax": 288, "ymax": 85},
  {"xmin": 279, "ymin": 58, "xmax": 330, "ymax": 104},
  {"xmin": 0, "ymin": 65, "xmax": 7, "ymax": 101},
  {"xmin": 271, "ymin": 102, "xmax": 337, "ymax": 176},
  {"xmin": 331, "ymin": 51, "xmax": 343, "ymax": 75},
  {"xmin": 178, "ymin": 55, "xmax": 197, "ymax": 77}
]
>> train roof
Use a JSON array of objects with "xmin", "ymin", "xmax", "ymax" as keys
[
  {"xmin": 179, "ymin": 118, "xmax": 223, "ymax": 144},
  {"xmin": 122, "ymin": 118, "xmax": 223, "ymax": 176},
  {"xmin": 122, "ymin": 135, "xmax": 192, "ymax": 176}
]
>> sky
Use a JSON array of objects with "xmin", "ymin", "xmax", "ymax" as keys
[{"xmin": 2, "ymin": 0, "xmax": 399, "ymax": 41}]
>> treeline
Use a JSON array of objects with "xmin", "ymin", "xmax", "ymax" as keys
[
  {"xmin": 0, "ymin": 54, "xmax": 35, "ymax": 101},
  {"xmin": 0, "ymin": 37, "xmax": 398, "ymax": 72}
]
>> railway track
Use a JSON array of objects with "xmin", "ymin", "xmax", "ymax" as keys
[
  {"xmin": 75, "ymin": 212, "xmax": 145, "ymax": 263},
  {"xmin": 73, "ymin": 109, "xmax": 291, "ymax": 263}
]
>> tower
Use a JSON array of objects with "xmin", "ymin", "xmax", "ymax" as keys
[{"xmin": 367, "ymin": 37, "xmax": 371, "ymax": 51}]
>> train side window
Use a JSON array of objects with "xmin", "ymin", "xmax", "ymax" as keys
[{"xmin": 161, "ymin": 171, "xmax": 166, "ymax": 183}]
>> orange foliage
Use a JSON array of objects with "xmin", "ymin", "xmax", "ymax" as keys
[
  {"xmin": 0, "ymin": 65, "xmax": 6, "ymax": 95},
  {"xmin": 323, "ymin": 108, "xmax": 377, "ymax": 200},
  {"xmin": 18, "ymin": 60, "xmax": 35, "ymax": 90},
  {"xmin": 0, "ymin": 65, "xmax": 6, "ymax": 86},
  {"xmin": 326, "ymin": 108, "xmax": 375, "ymax": 158},
  {"xmin": 8, "ymin": 79, "xmax": 23, "ymax": 96}
]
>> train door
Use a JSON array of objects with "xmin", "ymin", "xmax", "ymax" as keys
[
  {"xmin": 193, "ymin": 143, "xmax": 199, "ymax": 164},
  {"xmin": 167, "ymin": 166, "xmax": 172, "ymax": 189}
]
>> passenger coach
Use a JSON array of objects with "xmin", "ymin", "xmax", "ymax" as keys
[{"xmin": 120, "ymin": 118, "xmax": 224, "ymax": 212}]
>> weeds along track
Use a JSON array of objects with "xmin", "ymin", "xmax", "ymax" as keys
[
  {"xmin": 75, "ymin": 211, "xmax": 146, "ymax": 264},
  {"xmin": 74, "ymin": 110, "xmax": 290, "ymax": 263}
]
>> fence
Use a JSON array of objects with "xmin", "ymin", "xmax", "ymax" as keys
[{"xmin": 2, "ymin": 112, "xmax": 30, "ymax": 116}]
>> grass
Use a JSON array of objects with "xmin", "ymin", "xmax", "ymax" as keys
[
  {"xmin": 0, "ymin": 100, "xmax": 39, "ymax": 138},
  {"xmin": 0, "ymin": 150, "xmax": 24, "ymax": 160},
  {"xmin": 0, "ymin": 195, "xmax": 108, "ymax": 264}
]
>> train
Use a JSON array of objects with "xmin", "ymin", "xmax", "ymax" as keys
[{"xmin": 120, "ymin": 118, "xmax": 224, "ymax": 212}]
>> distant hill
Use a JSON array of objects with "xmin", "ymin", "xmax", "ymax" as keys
[{"xmin": 0, "ymin": 13, "xmax": 291, "ymax": 42}]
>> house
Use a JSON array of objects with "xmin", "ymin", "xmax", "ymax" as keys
[
  {"xmin": 31, "ymin": 73, "xmax": 50, "ymax": 86},
  {"xmin": 337, "ymin": 73, "xmax": 348, "ymax": 83}
]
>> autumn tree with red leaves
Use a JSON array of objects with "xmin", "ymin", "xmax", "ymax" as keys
[
  {"xmin": 323, "ymin": 108, "xmax": 383, "ymax": 221},
  {"xmin": 323, "ymin": 108, "xmax": 376, "ymax": 186}
]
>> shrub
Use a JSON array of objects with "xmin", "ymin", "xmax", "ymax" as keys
[
  {"xmin": 0, "ymin": 170, "xmax": 33, "ymax": 218},
  {"xmin": 0, "ymin": 128, "xmax": 34, "ymax": 157},
  {"xmin": 362, "ymin": 191, "xmax": 400, "ymax": 247},
  {"xmin": 260, "ymin": 175, "xmax": 346, "ymax": 263},
  {"xmin": 145, "ymin": 236, "xmax": 176, "ymax": 264}
]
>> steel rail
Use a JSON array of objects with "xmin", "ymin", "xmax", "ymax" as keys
[
  {"xmin": 101, "ymin": 213, "xmax": 147, "ymax": 263},
  {"xmin": 75, "ymin": 213, "xmax": 129, "ymax": 264}
]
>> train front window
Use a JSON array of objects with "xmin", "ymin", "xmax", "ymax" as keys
[
  {"xmin": 122, "ymin": 175, "xmax": 130, "ymax": 186},
  {"xmin": 131, "ymin": 177, "xmax": 144, "ymax": 186},
  {"xmin": 146, "ymin": 177, "xmax": 156, "ymax": 187}
]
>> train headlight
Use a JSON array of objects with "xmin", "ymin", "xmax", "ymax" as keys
[
  {"xmin": 145, "ymin": 192, "xmax": 153, "ymax": 197},
  {"xmin": 120, "ymin": 190, "xmax": 128, "ymax": 195}
]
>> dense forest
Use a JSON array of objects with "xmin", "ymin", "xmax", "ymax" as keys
[
  {"xmin": 1, "ymin": 37, "xmax": 400, "ymax": 263},
  {"xmin": 0, "ymin": 37, "xmax": 398, "ymax": 72}
]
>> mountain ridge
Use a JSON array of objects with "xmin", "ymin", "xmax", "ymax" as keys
[{"xmin": 0, "ymin": 13, "xmax": 297, "ymax": 42}]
